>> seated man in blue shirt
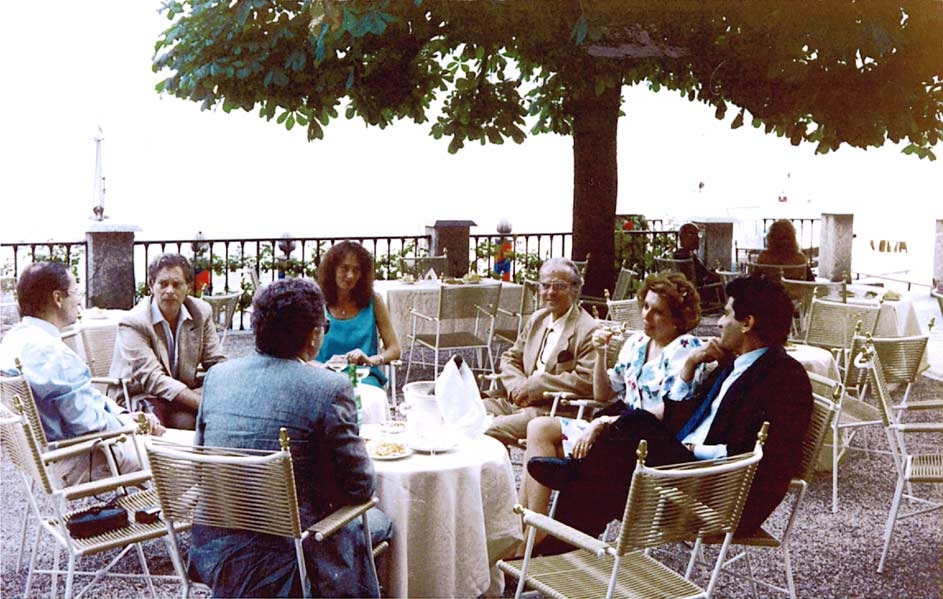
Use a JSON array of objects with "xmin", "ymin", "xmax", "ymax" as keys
[
  {"xmin": 0, "ymin": 262, "xmax": 164, "ymax": 486},
  {"xmin": 528, "ymin": 276, "xmax": 812, "ymax": 555}
]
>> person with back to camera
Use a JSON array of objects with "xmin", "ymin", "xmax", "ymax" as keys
[
  {"xmin": 757, "ymin": 219, "xmax": 814, "ymax": 281},
  {"xmin": 315, "ymin": 241, "xmax": 400, "ymax": 389},
  {"xmin": 0, "ymin": 262, "xmax": 165, "ymax": 485},
  {"xmin": 527, "ymin": 276, "xmax": 812, "ymax": 556},
  {"xmin": 190, "ymin": 277, "xmax": 393, "ymax": 598},
  {"xmin": 108, "ymin": 253, "xmax": 226, "ymax": 430},
  {"xmin": 515, "ymin": 272, "xmax": 707, "ymax": 549}
]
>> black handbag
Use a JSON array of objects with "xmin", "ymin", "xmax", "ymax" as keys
[{"xmin": 66, "ymin": 501, "xmax": 129, "ymax": 539}]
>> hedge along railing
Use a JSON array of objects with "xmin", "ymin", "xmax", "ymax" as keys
[{"xmin": 0, "ymin": 241, "xmax": 88, "ymax": 286}]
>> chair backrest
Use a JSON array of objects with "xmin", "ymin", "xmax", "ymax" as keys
[
  {"xmin": 853, "ymin": 345, "xmax": 894, "ymax": 429},
  {"xmin": 606, "ymin": 297, "xmax": 644, "ymax": 331},
  {"xmin": 653, "ymin": 256, "xmax": 697, "ymax": 283},
  {"xmin": 865, "ymin": 334, "xmax": 929, "ymax": 387},
  {"xmin": 806, "ymin": 371, "xmax": 844, "ymax": 403},
  {"xmin": 146, "ymin": 433, "xmax": 303, "ymax": 540},
  {"xmin": 613, "ymin": 426, "xmax": 766, "ymax": 555},
  {"xmin": 80, "ymin": 323, "xmax": 121, "ymax": 379},
  {"xmin": 0, "ymin": 363, "xmax": 49, "ymax": 448},
  {"xmin": 0, "ymin": 399, "xmax": 56, "ymax": 495},
  {"xmin": 795, "ymin": 393, "xmax": 838, "ymax": 483},
  {"xmin": 749, "ymin": 262, "xmax": 809, "ymax": 282},
  {"xmin": 572, "ymin": 254, "xmax": 590, "ymax": 280},
  {"xmin": 203, "ymin": 292, "xmax": 242, "ymax": 338},
  {"xmin": 435, "ymin": 283, "xmax": 502, "ymax": 321},
  {"xmin": 803, "ymin": 297, "xmax": 882, "ymax": 351},
  {"xmin": 244, "ymin": 267, "xmax": 261, "ymax": 296},
  {"xmin": 609, "ymin": 267, "xmax": 638, "ymax": 302},
  {"xmin": 519, "ymin": 279, "xmax": 541, "ymax": 323}
]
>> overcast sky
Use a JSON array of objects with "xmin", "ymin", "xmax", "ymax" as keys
[{"xmin": 2, "ymin": 1, "xmax": 940, "ymax": 278}]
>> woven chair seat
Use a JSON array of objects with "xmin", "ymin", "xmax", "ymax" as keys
[{"xmin": 909, "ymin": 454, "xmax": 943, "ymax": 483}]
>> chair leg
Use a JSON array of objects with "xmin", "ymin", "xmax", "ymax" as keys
[
  {"xmin": 16, "ymin": 495, "xmax": 32, "ymax": 570},
  {"xmin": 743, "ymin": 549, "xmax": 760, "ymax": 599},
  {"xmin": 64, "ymin": 553, "xmax": 77, "ymax": 599},
  {"xmin": 134, "ymin": 542, "xmax": 158, "ymax": 599},
  {"xmin": 24, "ymin": 525, "xmax": 41, "ymax": 599},
  {"xmin": 832, "ymin": 420, "xmax": 840, "ymax": 513},
  {"xmin": 878, "ymin": 471, "xmax": 907, "ymax": 573},
  {"xmin": 405, "ymin": 339, "xmax": 415, "ymax": 384},
  {"xmin": 783, "ymin": 544, "xmax": 797, "ymax": 599}
]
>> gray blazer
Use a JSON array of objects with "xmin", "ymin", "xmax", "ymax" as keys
[
  {"xmin": 108, "ymin": 296, "xmax": 226, "ymax": 403},
  {"xmin": 189, "ymin": 354, "xmax": 382, "ymax": 598}
]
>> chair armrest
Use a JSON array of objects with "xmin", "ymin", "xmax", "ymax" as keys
[
  {"xmin": 42, "ymin": 432, "xmax": 135, "ymax": 466},
  {"xmin": 408, "ymin": 308, "xmax": 435, "ymax": 322},
  {"xmin": 47, "ymin": 424, "xmax": 139, "ymax": 451},
  {"xmin": 58, "ymin": 470, "xmax": 154, "ymax": 502},
  {"xmin": 516, "ymin": 505, "xmax": 610, "ymax": 558},
  {"xmin": 308, "ymin": 496, "xmax": 380, "ymax": 541},
  {"xmin": 559, "ymin": 398, "xmax": 610, "ymax": 412},
  {"xmin": 496, "ymin": 307, "xmax": 519, "ymax": 318}
]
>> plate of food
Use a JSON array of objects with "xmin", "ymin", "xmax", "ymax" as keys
[
  {"xmin": 882, "ymin": 290, "xmax": 901, "ymax": 301},
  {"xmin": 381, "ymin": 420, "xmax": 406, "ymax": 435},
  {"xmin": 399, "ymin": 274, "xmax": 416, "ymax": 284},
  {"xmin": 367, "ymin": 439, "xmax": 412, "ymax": 461},
  {"xmin": 462, "ymin": 273, "xmax": 482, "ymax": 284}
]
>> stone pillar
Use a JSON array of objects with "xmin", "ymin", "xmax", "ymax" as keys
[
  {"xmin": 426, "ymin": 220, "xmax": 476, "ymax": 277},
  {"xmin": 935, "ymin": 219, "xmax": 943, "ymax": 287},
  {"xmin": 818, "ymin": 213, "xmax": 854, "ymax": 282},
  {"xmin": 86, "ymin": 223, "xmax": 139, "ymax": 309},
  {"xmin": 693, "ymin": 219, "xmax": 735, "ymax": 271}
]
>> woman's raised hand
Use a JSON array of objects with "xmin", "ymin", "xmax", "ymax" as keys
[
  {"xmin": 345, "ymin": 348, "xmax": 370, "ymax": 365},
  {"xmin": 591, "ymin": 328, "xmax": 613, "ymax": 350}
]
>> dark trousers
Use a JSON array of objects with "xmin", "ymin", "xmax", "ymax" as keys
[{"xmin": 536, "ymin": 410, "xmax": 694, "ymax": 556}]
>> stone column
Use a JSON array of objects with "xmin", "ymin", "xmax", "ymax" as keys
[
  {"xmin": 86, "ymin": 223, "xmax": 139, "ymax": 309},
  {"xmin": 818, "ymin": 213, "xmax": 854, "ymax": 282},
  {"xmin": 693, "ymin": 219, "xmax": 735, "ymax": 271},
  {"xmin": 426, "ymin": 220, "xmax": 476, "ymax": 277},
  {"xmin": 934, "ymin": 219, "xmax": 943, "ymax": 287}
]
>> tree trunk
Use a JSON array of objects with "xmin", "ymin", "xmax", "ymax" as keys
[{"xmin": 571, "ymin": 84, "xmax": 621, "ymax": 299}]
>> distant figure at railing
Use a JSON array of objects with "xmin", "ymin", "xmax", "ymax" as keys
[
  {"xmin": 757, "ymin": 219, "xmax": 814, "ymax": 281},
  {"xmin": 109, "ymin": 253, "xmax": 227, "ymax": 430},
  {"xmin": 672, "ymin": 223, "xmax": 722, "ymax": 287},
  {"xmin": 316, "ymin": 241, "xmax": 400, "ymax": 388}
]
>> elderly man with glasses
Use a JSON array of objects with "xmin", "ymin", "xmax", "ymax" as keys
[{"xmin": 482, "ymin": 258, "xmax": 597, "ymax": 446}]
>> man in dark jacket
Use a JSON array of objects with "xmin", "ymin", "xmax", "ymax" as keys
[{"xmin": 530, "ymin": 276, "xmax": 812, "ymax": 555}]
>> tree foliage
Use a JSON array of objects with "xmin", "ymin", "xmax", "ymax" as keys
[{"xmin": 154, "ymin": 0, "xmax": 943, "ymax": 290}]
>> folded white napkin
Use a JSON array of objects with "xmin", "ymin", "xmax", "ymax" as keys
[{"xmin": 434, "ymin": 356, "xmax": 491, "ymax": 440}]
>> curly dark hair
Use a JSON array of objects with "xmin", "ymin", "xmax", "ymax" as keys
[
  {"xmin": 16, "ymin": 262, "xmax": 72, "ymax": 318},
  {"xmin": 318, "ymin": 241, "xmax": 375, "ymax": 309},
  {"xmin": 726, "ymin": 276, "xmax": 793, "ymax": 346},
  {"xmin": 251, "ymin": 278, "xmax": 326, "ymax": 359},
  {"xmin": 147, "ymin": 253, "xmax": 194, "ymax": 287},
  {"xmin": 637, "ymin": 271, "xmax": 701, "ymax": 333},
  {"xmin": 765, "ymin": 219, "xmax": 801, "ymax": 255}
]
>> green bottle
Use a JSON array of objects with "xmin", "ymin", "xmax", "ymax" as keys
[{"xmin": 347, "ymin": 363, "xmax": 363, "ymax": 427}]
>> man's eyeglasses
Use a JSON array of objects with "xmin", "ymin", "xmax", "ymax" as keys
[{"xmin": 538, "ymin": 281, "xmax": 571, "ymax": 292}]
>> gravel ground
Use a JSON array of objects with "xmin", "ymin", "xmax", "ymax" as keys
[{"xmin": 2, "ymin": 330, "xmax": 941, "ymax": 598}]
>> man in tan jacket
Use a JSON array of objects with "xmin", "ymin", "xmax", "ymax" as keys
[
  {"xmin": 109, "ymin": 253, "xmax": 226, "ymax": 429},
  {"xmin": 483, "ymin": 258, "xmax": 597, "ymax": 445}
]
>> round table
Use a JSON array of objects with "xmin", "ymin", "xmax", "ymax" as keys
[
  {"xmin": 370, "ymin": 434, "xmax": 522, "ymax": 598},
  {"xmin": 786, "ymin": 343, "xmax": 840, "ymax": 380}
]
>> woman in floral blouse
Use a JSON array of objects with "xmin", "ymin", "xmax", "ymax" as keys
[{"xmin": 517, "ymin": 272, "xmax": 707, "ymax": 529}]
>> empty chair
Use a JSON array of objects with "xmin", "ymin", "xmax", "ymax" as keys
[
  {"xmin": 405, "ymin": 283, "xmax": 501, "ymax": 381},
  {"xmin": 580, "ymin": 264, "xmax": 636, "ymax": 314},
  {"xmin": 0, "ymin": 399, "xmax": 184, "ymax": 599},
  {"xmin": 846, "ymin": 333, "xmax": 932, "ymax": 413},
  {"xmin": 493, "ymin": 278, "xmax": 540, "ymax": 351},
  {"xmin": 802, "ymin": 297, "xmax": 882, "ymax": 371},
  {"xmin": 202, "ymin": 291, "xmax": 243, "ymax": 349},
  {"xmin": 852, "ymin": 347, "xmax": 943, "ymax": 574},
  {"xmin": 145, "ymin": 431, "xmax": 386, "ymax": 598},
  {"xmin": 79, "ymin": 322, "xmax": 135, "ymax": 408},
  {"xmin": 498, "ymin": 427, "xmax": 767, "ymax": 599},
  {"xmin": 780, "ymin": 278, "xmax": 843, "ymax": 337}
]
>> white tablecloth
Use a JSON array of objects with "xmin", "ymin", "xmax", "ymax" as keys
[
  {"xmin": 375, "ymin": 280, "xmax": 523, "ymax": 346},
  {"xmin": 788, "ymin": 343, "xmax": 841, "ymax": 380},
  {"xmin": 821, "ymin": 285, "xmax": 922, "ymax": 337},
  {"xmin": 372, "ymin": 434, "xmax": 522, "ymax": 598}
]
